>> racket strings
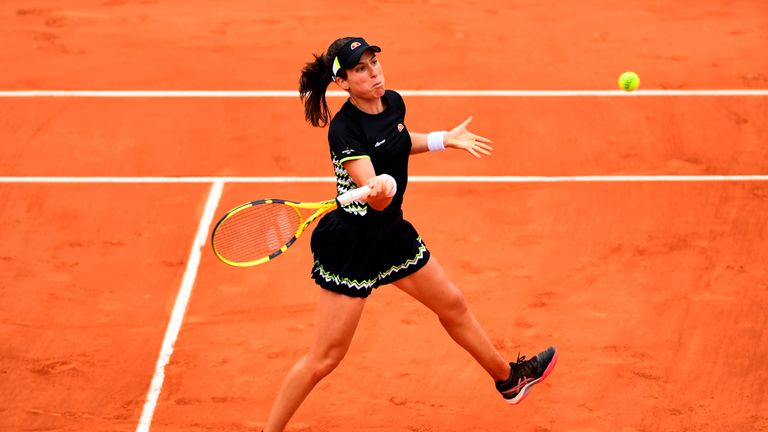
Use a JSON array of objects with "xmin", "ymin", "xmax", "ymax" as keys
[{"xmin": 213, "ymin": 203, "xmax": 301, "ymax": 263}]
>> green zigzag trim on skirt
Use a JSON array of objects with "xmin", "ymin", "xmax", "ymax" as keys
[{"xmin": 314, "ymin": 237, "xmax": 428, "ymax": 290}]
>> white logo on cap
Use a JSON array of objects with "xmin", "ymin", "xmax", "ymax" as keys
[{"xmin": 350, "ymin": 42, "xmax": 361, "ymax": 50}]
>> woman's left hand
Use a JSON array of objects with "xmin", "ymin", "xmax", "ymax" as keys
[{"xmin": 445, "ymin": 116, "xmax": 494, "ymax": 158}]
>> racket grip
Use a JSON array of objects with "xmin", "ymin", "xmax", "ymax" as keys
[{"xmin": 337, "ymin": 185, "xmax": 372, "ymax": 206}]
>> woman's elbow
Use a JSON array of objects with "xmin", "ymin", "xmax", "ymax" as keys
[{"xmin": 367, "ymin": 195, "xmax": 393, "ymax": 211}]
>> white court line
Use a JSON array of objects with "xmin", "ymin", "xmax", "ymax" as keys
[
  {"xmin": 1, "ymin": 175, "xmax": 768, "ymax": 183},
  {"xmin": 135, "ymin": 180, "xmax": 224, "ymax": 432},
  {"xmin": 0, "ymin": 89, "xmax": 767, "ymax": 97}
]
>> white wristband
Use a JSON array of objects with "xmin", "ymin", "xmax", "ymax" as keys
[{"xmin": 427, "ymin": 131, "xmax": 447, "ymax": 152}]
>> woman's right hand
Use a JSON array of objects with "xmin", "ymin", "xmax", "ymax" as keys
[{"xmin": 364, "ymin": 174, "xmax": 396, "ymax": 210}]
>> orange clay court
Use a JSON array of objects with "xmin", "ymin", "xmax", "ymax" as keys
[{"xmin": 1, "ymin": 1, "xmax": 767, "ymax": 431}]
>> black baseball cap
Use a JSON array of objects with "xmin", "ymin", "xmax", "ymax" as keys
[{"xmin": 332, "ymin": 37, "xmax": 381, "ymax": 78}]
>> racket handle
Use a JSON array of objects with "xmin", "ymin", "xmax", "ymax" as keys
[
  {"xmin": 337, "ymin": 185, "xmax": 372, "ymax": 206},
  {"xmin": 336, "ymin": 175, "xmax": 397, "ymax": 206}
]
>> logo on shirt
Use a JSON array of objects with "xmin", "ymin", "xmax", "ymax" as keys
[
  {"xmin": 397, "ymin": 123, "xmax": 404, "ymax": 132},
  {"xmin": 374, "ymin": 139, "xmax": 386, "ymax": 147},
  {"xmin": 341, "ymin": 148, "xmax": 354, "ymax": 155}
]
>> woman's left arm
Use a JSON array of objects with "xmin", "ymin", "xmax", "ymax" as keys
[{"xmin": 410, "ymin": 116, "xmax": 493, "ymax": 157}]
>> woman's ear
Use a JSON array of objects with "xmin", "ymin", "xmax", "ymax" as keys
[{"xmin": 335, "ymin": 76, "xmax": 350, "ymax": 90}]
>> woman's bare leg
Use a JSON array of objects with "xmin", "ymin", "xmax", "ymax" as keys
[
  {"xmin": 393, "ymin": 256, "xmax": 511, "ymax": 381},
  {"xmin": 264, "ymin": 289, "xmax": 366, "ymax": 432}
]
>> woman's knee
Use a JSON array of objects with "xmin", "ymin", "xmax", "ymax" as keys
[
  {"xmin": 437, "ymin": 287, "xmax": 470, "ymax": 321},
  {"xmin": 307, "ymin": 346, "xmax": 347, "ymax": 379}
]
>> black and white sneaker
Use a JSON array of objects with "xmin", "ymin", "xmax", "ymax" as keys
[{"xmin": 496, "ymin": 346, "xmax": 558, "ymax": 404}]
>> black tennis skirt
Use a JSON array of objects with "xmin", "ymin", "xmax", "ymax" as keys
[{"xmin": 310, "ymin": 208, "xmax": 431, "ymax": 298}]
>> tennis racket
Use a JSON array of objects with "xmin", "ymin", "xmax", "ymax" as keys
[{"xmin": 211, "ymin": 185, "xmax": 372, "ymax": 267}]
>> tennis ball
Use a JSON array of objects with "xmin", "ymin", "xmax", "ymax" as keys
[{"xmin": 618, "ymin": 71, "xmax": 640, "ymax": 92}]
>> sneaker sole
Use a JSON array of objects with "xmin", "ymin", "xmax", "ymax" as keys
[{"xmin": 503, "ymin": 348, "xmax": 558, "ymax": 405}]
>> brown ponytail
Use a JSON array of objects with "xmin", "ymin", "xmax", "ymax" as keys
[{"xmin": 299, "ymin": 37, "xmax": 354, "ymax": 127}]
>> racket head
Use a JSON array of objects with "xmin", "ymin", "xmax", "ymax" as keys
[{"xmin": 211, "ymin": 198, "xmax": 334, "ymax": 267}]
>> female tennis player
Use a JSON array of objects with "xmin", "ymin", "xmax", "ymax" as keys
[{"xmin": 262, "ymin": 37, "xmax": 557, "ymax": 431}]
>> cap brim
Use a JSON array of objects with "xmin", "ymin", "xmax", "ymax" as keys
[{"xmin": 344, "ymin": 45, "xmax": 381, "ymax": 69}]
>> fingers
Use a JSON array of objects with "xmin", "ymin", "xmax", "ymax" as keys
[
  {"xmin": 378, "ymin": 174, "xmax": 396, "ymax": 197},
  {"xmin": 472, "ymin": 141, "xmax": 493, "ymax": 156},
  {"xmin": 448, "ymin": 116, "xmax": 494, "ymax": 158},
  {"xmin": 365, "ymin": 174, "xmax": 396, "ymax": 198},
  {"xmin": 473, "ymin": 133, "xmax": 493, "ymax": 144},
  {"xmin": 467, "ymin": 144, "xmax": 492, "ymax": 158},
  {"xmin": 464, "ymin": 136, "xmax": 494, "ymax": 158}
]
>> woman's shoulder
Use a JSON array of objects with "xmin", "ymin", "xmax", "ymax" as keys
[
  {"xmin": 384, "ymin": 90, "xmax": 405, "ymax": 111},
  {"xmin": 384, "ymin": 89, "xmax": 403, "ymax": 102},
  {"xmin": 329, "ymin": 103, "xmax": 362, "ymax": 137}
]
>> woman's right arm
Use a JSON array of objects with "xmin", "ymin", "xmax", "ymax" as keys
[{"xmin": 342, "ymin": 158, "xmax": 395, "ymax": 211}]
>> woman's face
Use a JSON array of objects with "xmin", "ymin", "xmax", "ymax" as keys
[{"xmin": 340, "ymin": 49, "xmax": 385, "ymax": 99}]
